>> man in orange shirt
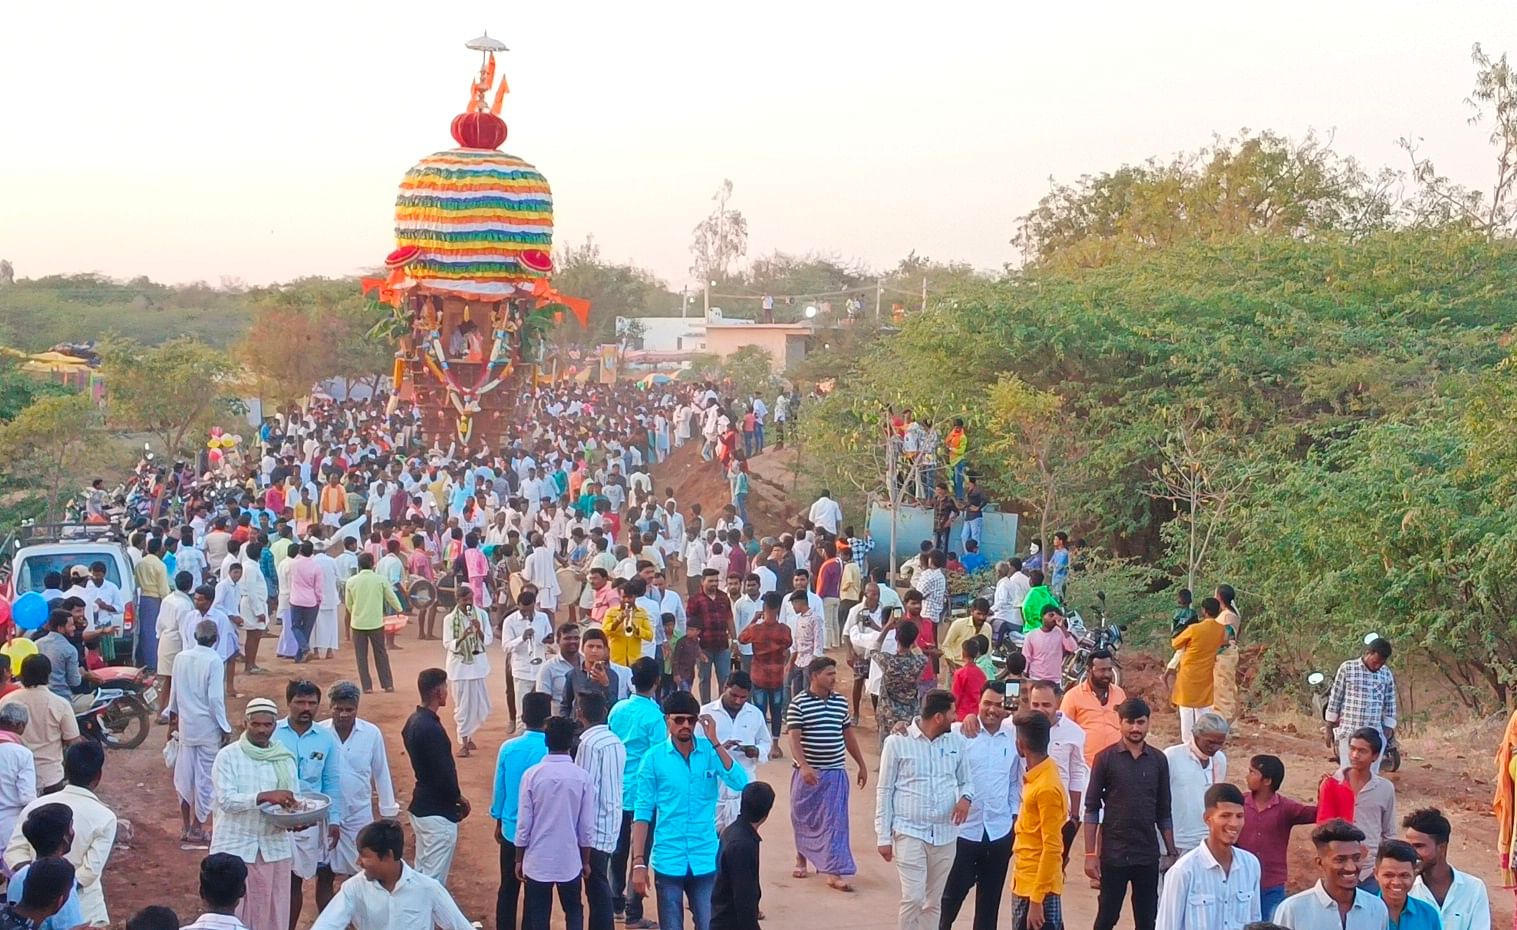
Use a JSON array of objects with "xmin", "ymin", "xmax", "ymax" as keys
[
  {"xmin": 319, "ymin": 475, "xmax": 348, "ymax": 528},
  {"xmin": 1059, "ymin": 650, "xmax": 1127, "ymax": 765},
  {"xmin": 1012, "ymin": 710, "xmax": 1066, "ymax": 930}
]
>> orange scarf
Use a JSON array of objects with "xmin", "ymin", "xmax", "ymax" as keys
[{"xmin": 1495, "ymin": 708, "xmax": 1517, "ymax": 885}]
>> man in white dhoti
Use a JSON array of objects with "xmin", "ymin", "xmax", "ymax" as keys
[
  {"xmin": 314, "ymin": 681, "xmax": 399, "ymax": 911},
  {"xmin": 443, "ymin": 586, "xmax": 493, "ymax": 757},
  {"xmin": 521, "ymin": 533, "xmax": 561, "ymax": 618},
  {"xmin": 312, "ymin": 539, "xmax": 342, "ymax": 659},
  {"xmin": 699, "ymin": 670, "xmax": 772, "ymax": 830},
  {"xmin": 238, "ymin": 543, "xmax": 270, "ymax": 676},
  {"xmin": 169, "ymin": 619, "xmax": 232, "ymax": 847}
]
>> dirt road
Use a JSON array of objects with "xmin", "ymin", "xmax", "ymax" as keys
[{"xmin": 95, "ymin": 633, "xmax": 1513, "ymax": 928}]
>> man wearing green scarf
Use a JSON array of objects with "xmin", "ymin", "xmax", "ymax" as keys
[
  {"xmin": 1020, "ymin": 570, "xmax": 1063, "ymax": 634},
  {"xmin": 210, "ymin": 697, "xmax": 300, "ymax": 930}
]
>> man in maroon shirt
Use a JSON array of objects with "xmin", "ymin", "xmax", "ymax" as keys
[{"xmin": 687, "ymin": 568, "xmax": 736, "ymax": 703}]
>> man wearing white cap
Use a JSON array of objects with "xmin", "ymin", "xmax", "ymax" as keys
[{"xmin": 211, "ymin": 697, "xmax": 299, "ymax": 930}]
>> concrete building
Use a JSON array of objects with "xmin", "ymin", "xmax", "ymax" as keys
[{"xmin": 702, "ymin": 320, "xmax": 814, "ymax": 370}]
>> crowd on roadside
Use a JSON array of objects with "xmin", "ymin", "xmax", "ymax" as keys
[{"xmin": 0, "ymin": 371, "xmax": 1503, "ymax": 930}]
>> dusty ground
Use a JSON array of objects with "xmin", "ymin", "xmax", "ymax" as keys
[
  {"xmin": 96, "ymin": 632, "xmax": 1514, "ymax": 929},
  {"xmin": 93, "ymin": 437, "xmax": 1515, "ymax": 926}
]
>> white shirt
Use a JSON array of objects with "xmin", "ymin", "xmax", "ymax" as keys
[
  {"xmin": 522, "ymin": 546, "xmax": 560, "ymax": 608},
  {"xmin": 160, "ymin": 589, "xmax": 198, "ymax": 649},
  {"xmin": 0, "ymin": 742, "xmax": 35, "ymax": 854},
  {"xmin": 1165, "ymin": 742, "xmax": 1229, "ymax": 851},
  {"xmin": 210, "ymin": 740, "xmax": 294, "ymax": 864},
  {"xmin": 1411, "ymin": 869, "xmax": 1491, "ymax": 930},
  {"xmin": 781, "ymin": 590, "xmax": 827, "ymax": 657},
  {"xmin": 699, "ymin": 697, "xmax": 773, "ymax": 791},
  {"xmin": 574, "ymin": 724, "xmax": 626, "ymax": 854},
  {"xmin": 5, "ymin": 785, "xmax": 117, "ymax": 925},
  {"xmin": 875, "ymin": 723, "xmax": 974, "ymax": 846},
  {"xmin": 309, "ymin": 862, "xmax": 473, "ymax": 930},
  {"xmin": 1049, "ymin": 714, "xmax": 1092, "ymax": 795},
  {"xmin": 313, "ymin": 552, "xmax": 340, "ymax": 612},
  {"xmin": 168, "ymin": 644, "xmax": 231, "ymax": 746},
  {"xmin": 443, "ymin": 605, "xmax": 494, "ymax": 681},
  {"xmin": 316, "ymin": 718, "xmax": 400, "ymax": 827},
  {"xmin": 807, "ymin": 496, "xmax": 843, "ymax": 536},
  {"xmin": 501, "ymin": 609, "xmax": 553, "ymax": 679},
  {"xmin": 732, "ymin": 595, "xmax": 762, "ymax": 656},
  {"xmin": 753, "ymin": 565, "xmax": 777, "ymax": 595},
  {"xmin": 640, "ymin": 588, "xmax": 687, "ymax": 653},
  {"xmin": 82, "ymin": 579, "xmax": 124, "ymax": 632},
  {"xmin": 992, "ymin": 573, "xmax": 1031, "ymax": 627},
  {"xmin": 683, "ymin": 539, "xmax": 707, "ymax": 576},
  {"xmin": 953, "ymin": 720, "xmax": 1022, "ymax": 842},
  {"xmin": 1155, "ymin": 841, "xmax": 1263, "ymax": 930},
  {"xmin": 1274, "ymin": 882, "xmax": 1388, "ymax": 930}
]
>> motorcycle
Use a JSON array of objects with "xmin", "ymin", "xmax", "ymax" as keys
[
  {"xmin": 1061, "ymin": 591, "xmax": 1125, "ymax": 689},
  {"xmin": 74, "ymin": 666, "xmax": 156, "ymax": 750}
]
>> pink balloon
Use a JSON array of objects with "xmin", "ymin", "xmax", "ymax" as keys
[
  {"xmin": 0, "ymin": 598, "xmax": 13, "ymax": 625},
  {"xmin": 209, "ymin": 449, "xmax": 224, "ymax": 464},
  {"xmin": 210, "ymin": 427, "xmax": 224, "ymax": 438}
]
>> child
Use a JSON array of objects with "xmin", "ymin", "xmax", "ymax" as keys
[
  {"xmin": 971, "ymin": 634, "xmax": 997, "ymax": 680},
  {"xmin": 952, "ymin": 639, "xmax": 988, "ymax": 720},
  {"xmin": 1164, "ymin": 588, "xmax": 1198, "ymax": 693},
  {"xmin": 661, "ymin": 613, "xmax": 700, "ymax": 694}
]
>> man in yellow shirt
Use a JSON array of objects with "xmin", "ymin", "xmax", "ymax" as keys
[
  {"xmin": 1012, "ymin": 710, "xmax": 1066, "ymax": 930},
  {"xmin": 133, "ymin": 537, "xmax": 172, "ymax": 671},
  {"xmin": 940, "ymin": 598, "xmax": 993, "ymax": 675},
  {"xmin": 1170, "ymin": 597, "xmax": 1227, "ymax": 744},
  {"xmin": 600, "ymin": 580, "xmax": 653, "ymax": 667}
]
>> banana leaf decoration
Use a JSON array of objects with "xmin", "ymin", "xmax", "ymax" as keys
[
  {"xmin": 521, "ymin": 304, "xmax": 564, "ymax": 344},
  {"xmin": 365, "ymin": 299, "xmax": 413, "ymax": 341}
]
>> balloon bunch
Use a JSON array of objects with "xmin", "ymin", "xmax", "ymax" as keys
[{"xmin": 206, "ymin": 428, "xmax": 244, "ymax": 466}]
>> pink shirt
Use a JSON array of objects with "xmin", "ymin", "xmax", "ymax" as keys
[
  {"xmin": 289, "ymin": 556, "xmax": 324, "ymax": 608},
  {"xmin": 1023, "ymin": 625, "xmax": 1077, "ymax": 682}
]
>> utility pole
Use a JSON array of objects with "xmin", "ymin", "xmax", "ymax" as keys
[
  {"xmin": 921, "ymin": 276, "xmax": 928, "ymax": 312},
  {"xmin": 875, "ymin": 279, "xmax": 883, "ymax": 319}
]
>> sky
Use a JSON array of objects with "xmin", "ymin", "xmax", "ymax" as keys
[{"xmin": 2, "ymin": 1, "xmax": 1513, "ymax": 296}]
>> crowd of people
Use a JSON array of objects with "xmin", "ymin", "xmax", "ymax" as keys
[{"xmin": 0, "ymin": 374, "xmax": 1503, "ymax": 930}]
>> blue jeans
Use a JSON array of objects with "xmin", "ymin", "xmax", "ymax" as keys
[
  {"xmin": 698, "ymin": 648, "xmax": 732, "ymax": 703},
  {"xmin": 755, "ymin": 423, "xmax": 765, "ymax": 451},
  {"xmin": 742, "ymin": 431, "xmax": 756, "ymax": 458},
  {"xmin": 655, "ymin": 870, "xmax": 715, "ymax": 930},
  {"xmin": 962, "ymin": 516, "xmax": 982, "ymax": 548},
  {"xmin": 733, "ymin": 493, "xmax": 748, "ymax": 524},
  {"xmin": 586, "ymin": 849, "xmax": 614, "ymax": 930},
  {"xmin": 1260, "ymin": 884, "xmax": 1286, "ymax": 921},
  {"xmin": 752, "ymin": 686, "xmax": 785, "ymax": 738},
  {"xmin": 525, "ymin": 876, "xmax": 584, "ymax": 930},
  {"xmin": 290, "ymin": 605, "xmax": 319, "ymax": 659},
  {"xmin": 952, "ymin": 461, "xmax": 967, "ymax": 498}
]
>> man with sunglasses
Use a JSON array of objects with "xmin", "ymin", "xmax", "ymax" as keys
[{"xmin": 630, "ymin": 692, "xmax": 749, "ymax": 930}]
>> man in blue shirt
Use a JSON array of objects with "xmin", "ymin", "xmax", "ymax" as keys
[
  {"xmin": 1374, "ymin": 840, "xmax": 1441, "ymax": 930},
  {"xmin": 7, "ymin": 803, "xmax": 84, "ymax": 930},
  {"xmin": 492, "ymin": 691, "xmax": 551, "ymax": 930},
  {"xmin": 273, "ymin": 680, "xmax": 342, "ymax": 930},
  {"xmin": 630, "ymin": 691, "xmax": 749, "ymax": 930},
  {"xmin": 608, "ymin": 658, "xmax": 666, "ymax": 928}
]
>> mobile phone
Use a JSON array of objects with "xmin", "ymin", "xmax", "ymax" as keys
[{"xmin": 1004, "ymin": 680, "xmax": 1020, "ymax": 709}]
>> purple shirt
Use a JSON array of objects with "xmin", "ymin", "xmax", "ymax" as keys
[{"xmin": 516, "ymin": 754, "xmax": 597, "ymax": 882}]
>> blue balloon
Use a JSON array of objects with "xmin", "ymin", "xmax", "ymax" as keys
[{"xmin": 12, "ymin": 592, "xmax": 48, "ymax": 632}]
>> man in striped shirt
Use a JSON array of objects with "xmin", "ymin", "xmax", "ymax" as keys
[
  {"xmin": 786, "ymin": 657, "xmax": 868, "ymax": 892},
  {"xmin": 875, "ymin": 689, "xmax": 973, "ymax": 930},
  {"xmin": 575, "ymin": 692, "xmax": 626, "ymax": 930}
]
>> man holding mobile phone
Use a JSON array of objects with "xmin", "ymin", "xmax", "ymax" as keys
[{"xmin": 699, "ymin": 671, "xmax": 772, "ymax": 830}]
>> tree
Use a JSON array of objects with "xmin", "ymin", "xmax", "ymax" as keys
[
  {"xmin": 0, "ymin": 393, "xmax": 106, "ymax": 522},
  {"xmin": 984, "ymin": 375, "xmax": 1089, "ymax": 559},
  {"xmin": 1145, "ymin": 413, "xmax": 1256, "ymax": 592},
  {"xmin": 553, "ymin": 236, "xmax": 681, "ymax": 347},
  {"xmin": 690, "ymin": 180, "xmax": 749, "ymax": 307},
  {"xmin": 1013, "ymin": 130, "xmax": 1396, "ymax": 269},
  {"xmin": 1401, "ymin": 43, "xmax": 1517, "ymax": 237},
  {"xmin": 101, "ymin": 337, "xmax": 240, "ymax": 457},
  {"xmin": 719, "ymin": 346, "xmax": 775, "ymax": 398}
]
